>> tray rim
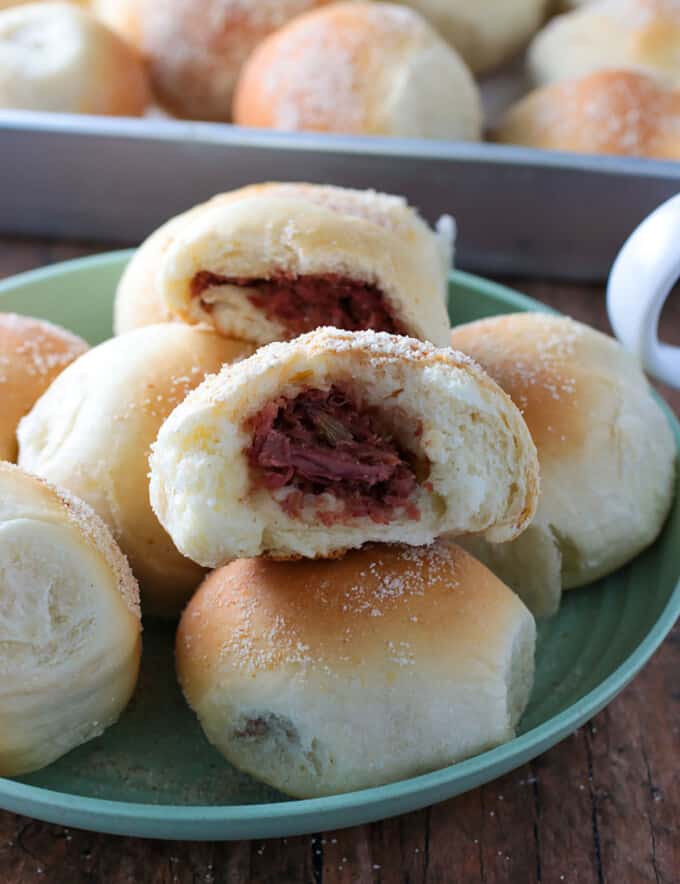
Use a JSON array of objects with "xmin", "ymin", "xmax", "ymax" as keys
[
  {"xmin": 0, "ymin": 251, "xmax": 678, "ymax": 840},
  {"xmin": 2, "ymin": 109, "xmax": 680, "ymax": 180}
]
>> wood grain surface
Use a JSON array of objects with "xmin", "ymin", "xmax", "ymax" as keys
[{"xmin": 0, "ymin": 239, "xmax": 677, "ymax": 884}]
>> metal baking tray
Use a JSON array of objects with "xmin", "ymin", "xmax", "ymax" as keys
[{"xmin": 2, "ymin": 110, "xmax": 680, "ymax": 280}]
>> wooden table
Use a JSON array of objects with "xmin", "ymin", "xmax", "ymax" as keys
[{"xmin": 1, "ymin": 238, "xmax": 678, "ymax": 884}]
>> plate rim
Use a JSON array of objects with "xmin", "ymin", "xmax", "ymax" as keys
[{"xmin": 0, "ymin": 250, "xmax": 678, "ymax": 837}]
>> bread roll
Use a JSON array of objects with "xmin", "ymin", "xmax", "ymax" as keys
[
  {"xmin": 18, "ymin": 324, "xmax": 254, "ymax": 618},
  {"xmin": 233, "ymin": 2, "xmax": 483, "ymax": 141},
  {"xmin": 390, "ymin": 1, "xmax": 549, "ymax": 74},
  {"xmin": 177, "ymin": 541, "xmax": 536, "ymax": 798},
  {"xmin": 114, "ymin": 182, "xmax": 455, "ymax": 347},
  {"xmin": 0, "ymin": 463, "xmax": 141, "ymax": 776},
  {"xmin": 451, "ymin": 314, "xmax": 676, "ymax": 617},
  {"xmin": 528, "ymin": 0, "xmax": 680, "ymax": 88},
  {"xmin": 495, "ymin": 69, "xmax": 680, "ymax": 159},
  {"xmin": 94, "ymin": 0, "xmax": 333, "ymax": 121},
  {"xmin": 0, "ymin": 313, "xmax": 87, "ymax": 463},
  {"xmin": 150, "ymin": 327, "xmax": 539, "ymax": 565},
  {"xmin": 0, "ymin": 2, "xmax": 150, "ymax": 116}
]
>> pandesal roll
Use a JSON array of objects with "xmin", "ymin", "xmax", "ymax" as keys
[
  {"xmin": 149, "ymin": 327, "xmax": 539, "ymax": 566},
  {"xmin": 177, "ymin": 541, "xmax": 536, "ymax": 798},
  {"xmin": 451, "ymin": 314, "xmax": 676, "ymax": 617},
  {"xmin": 528, "ymin": 0, "xmax": 680, "ymax": 88},
  {"xmin": 495, "ymin": 69, "xmax": 680, "ymax": 160},
  {"xmin": 97, "ymin": 0, "xmax": 334, "ymax": 121},
  {"xmin": 390, "ymin": 0, "xmax": 550, "ymax": 74},
  {"xmin": 0, "ymin": 463, "xmax": 141, "ymax": 776},
  {"xmin": 0, "ymin": 313, "xmax": 87, "ymax": 463},
  {"xmin": 114, "ymin": 182, "xmax": 455, "ymax": 347},
  {"xmin": 0, "ymin": 2, "xmax": 151, "ymax": 116},
  {"xmin": 18, "ymin": 324, "xmax": 254, "ymax": 618},
  {"xmin": 233, "ymin": 2, "xmax": 483, "ymax": 141}
]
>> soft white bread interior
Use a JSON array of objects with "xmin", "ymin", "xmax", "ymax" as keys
[
  {"xmin": 528, "ymin": 0, "xmax": 680, "ymax": 88},
  {"xmin": 451, "ymin": 313, "xmax": 676, "ymax": 617},
  {"xmin": 149, "ymin": 328, "xmax": 539, "ymax": 566},
  {"xmin": 0, "ymin": 463, "xmax": 141, "ymax": 776},
  {"xmin": 390, "ymin": 0, "xmax": 550, "ymax": 74},
  {"xmin": 114, "ymin": 182, "xmax": 455, "ymax": 347},
  {"xmin": 177, "ymin": 540, "xmax": 536, "ymax": 798},
  {"xmin": 0, "ymin": 313, "xmax": 87, "ymax": 463},
  {"xmin": 232, "ymin": 2, "xmax": 483, "ymax": 141},
  {"xmin": 0, "ymin": 2, "xmax": 151, "ymax": 116},
  {"xmin": 18, "ymin": 324, "xmax": 254, "ymax": 618}
]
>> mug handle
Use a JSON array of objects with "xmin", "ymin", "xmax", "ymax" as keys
[{"xmin": 606, "ymin": 193, "xmax": 680, "ymax": 389}]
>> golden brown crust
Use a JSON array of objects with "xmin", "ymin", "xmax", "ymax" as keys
[
  {"xmin": 0, "ymin": 313, "xmax": 88, "ymax": 463},
  {"xmin": 177, "ymin": 540, "xmax": 528, "ymax": 698},
  {"xmin": 233, "ymin": 2, "xmax": 481, "ymax": 139},
  {"xmin": 451, "ymin": 313, "xmax": 588, "ymax": 457},
  {"xmin": 450, "ymin": 311, "xmax": 677, "ymax": 593},
  {"xmin": 497, "ymin": 68, "xmax": 680, "ymax": 159}
]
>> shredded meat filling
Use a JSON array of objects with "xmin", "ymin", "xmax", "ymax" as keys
[
  {"xmin": 190, "ymin": 271, "xmax": 405, "ymax": 337},
  {"xmin": 246, "ymin": 387, "xmax": 422, "ymax": 525}
]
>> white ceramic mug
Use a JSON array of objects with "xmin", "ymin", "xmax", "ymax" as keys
[{"xmin": 607, "ymin": 193, "xmax": 680, "ymax": 389}]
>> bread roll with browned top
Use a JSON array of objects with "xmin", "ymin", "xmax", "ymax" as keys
[
  {"xmin": 177, "ymin": 541, "xmax": 536, "ymax": 797},
  {"xmin": 529, "ymin": 0, "xmax": 680, "ymax": 88},
  {"xmin": 150, "ymin": 328, "xmax": 539, "ymax": 566},
  {"xmin": 496, "ymin": 69, "xmax": 680, "ymax": 159},
  {"xmin": 451, "ymin": 314, "xmax": 676, "ymax": 617},
  {"xmin": 233, "ymin": 2, "xmax": 482, "ymax": 140},
  {"xmin": 390, "ymin": 0, "xmax": 549, "ymax": 74},
  {"xmin": 0, "ymin": 463, "xmax": 141, "ymax": 776},
  {"xmin": 114, "ymin": 182, "xmax": 455, "ymax": 347},
  {"xmin": 0, "ymin": 3, "xmax": 150, "ymax": 116},
  {"xmin": 18, "ymin": 324, "xmax": 254, "ymax": 617},
  {"xmin": 0, "ymin": 313, "xmax": 87, "ymax": 463}
]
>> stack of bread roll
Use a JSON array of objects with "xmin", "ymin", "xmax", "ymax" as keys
[{"xmin": 3, "ymin": 181, "xmax": 675, "ymax": 795}]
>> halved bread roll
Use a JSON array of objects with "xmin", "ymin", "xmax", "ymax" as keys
[
  {"xmin": 150, "ymin": 328, "xmax": 539, "ymax": 565},
  {"xmin": 177, "ymin": 541, "xmax": 536, "ymax": 798},
  {"xmin": 18, "ymin": 324, "xmax": 254, "ymax": 617},
  {"xmin": 114, "ymin": 182, "xmax": 454, "ymax": 347},
  {"xmin": 0, "ymin": 463, "xmax": 141, "ymax": 776},
  {"xmin": 451, "ymin": 313, "xmax": 676, "ymax": 617},
  {"xmin": 0, "ymin": 313, "xmax": 88, "ymax": 463}
]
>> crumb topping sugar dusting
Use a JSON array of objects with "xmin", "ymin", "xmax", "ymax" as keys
[{"xmin": 204, "ymin": 541, "xmax": 463, "ymax": 679}]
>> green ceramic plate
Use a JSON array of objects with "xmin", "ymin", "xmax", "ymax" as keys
[{"xmin": 0, "ymin": 252, "xmax": 677, "ymax": 841}]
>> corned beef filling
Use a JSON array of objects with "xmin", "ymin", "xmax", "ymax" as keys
[
  {"xmin": 246, "ymin": 387, "xmax": 423, "ymax": 525},
  {"xmin": 190, "ymin": 271, "xmax": 405, "ymax": 337}
]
